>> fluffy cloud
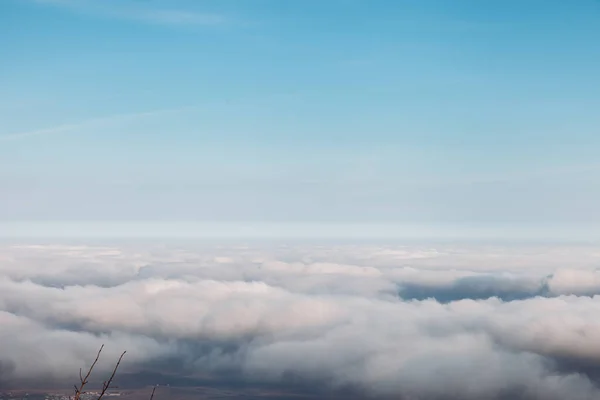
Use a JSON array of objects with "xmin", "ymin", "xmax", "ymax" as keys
[{"xmin": 2, "ymin": 242, "xmax": 600, "ymax": 399}]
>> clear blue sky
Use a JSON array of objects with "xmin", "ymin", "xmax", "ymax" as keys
[{"xmin": 1, "ymin": 0, "xmax": 600, "ymax": 239}]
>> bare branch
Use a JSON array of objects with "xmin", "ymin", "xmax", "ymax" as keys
[
  {"xmin": 149, "ymin": 385, "xmax": 158, "ymax": 400},
  {"xmin": 96, "ymin": 351, "xmax": 126, "ymax": 400},
  {"xmin": 73, "ymin": 344, "xmax": 105, "ymax": 400}
]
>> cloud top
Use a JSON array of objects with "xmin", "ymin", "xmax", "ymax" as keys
[{"xmin": 2, "ymin": 242, "xmax": 600, "ymax": 399}]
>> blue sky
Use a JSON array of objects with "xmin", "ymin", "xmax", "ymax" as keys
[{"xmin": 1, "ymin": 0, "xmax": 600, "ymax": 239}]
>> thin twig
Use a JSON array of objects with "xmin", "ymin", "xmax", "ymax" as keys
[
  {"xmin": 96, "ymin": 351, "xmax": 127, "ymax": 400},
  {"xmin": 73, "ymin": 345, "xmax": 105, "ymax": 400},
  {"xmin": 149, "ymin": 385, "xmax": 158, "ymax": 400}
]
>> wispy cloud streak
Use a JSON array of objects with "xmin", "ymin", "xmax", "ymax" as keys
[
  {"xmin": 31, "ymin": 0, "xmax": 228, "ymax": 27},
  {"xmin": 0, "ymin": 105, "xmax": 196, "ymax": 142}
]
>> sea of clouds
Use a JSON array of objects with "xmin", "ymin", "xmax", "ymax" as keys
[{"xmin": 2, "ymin": 241, "xmax": 600, "ymax": 399}]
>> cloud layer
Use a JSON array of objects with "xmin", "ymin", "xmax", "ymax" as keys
[{"xmin": 2, "ymin": 242, "xmax": 600, "ymax": 399}]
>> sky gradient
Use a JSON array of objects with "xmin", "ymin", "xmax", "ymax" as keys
[{"xmin": 2, "ymin": 0, "xmax": 600, "ymax": 239}]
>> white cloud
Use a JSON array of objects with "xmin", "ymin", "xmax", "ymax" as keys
[{"xmin": 2, "ymin": 242, "xmax": 600, "ymax": 398}]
